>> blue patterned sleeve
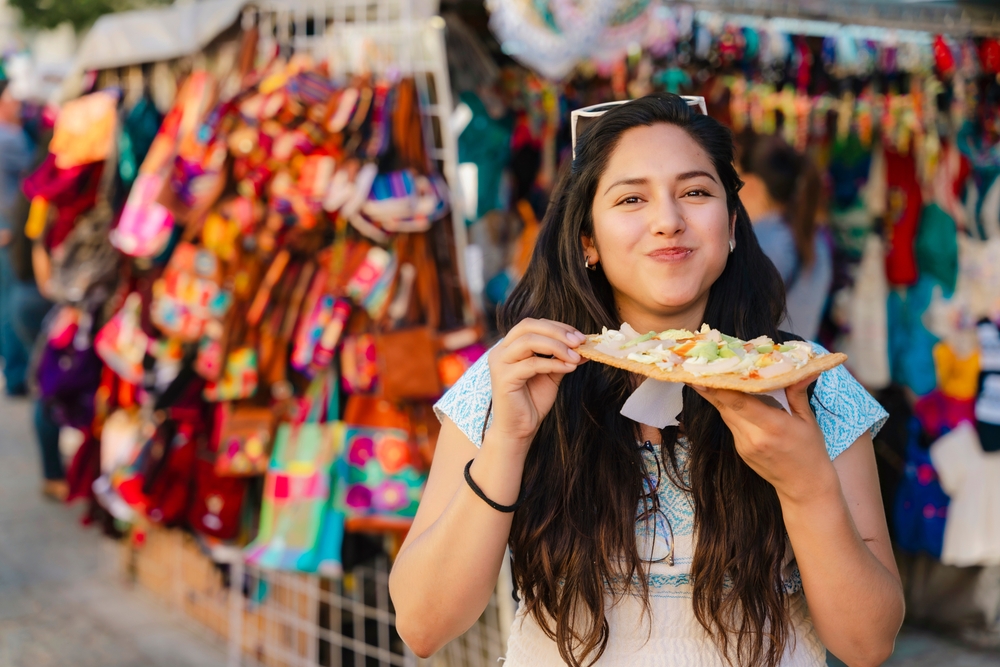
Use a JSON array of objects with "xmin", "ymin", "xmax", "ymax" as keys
[
  {"xmin": 433, "ymin": 350, "xmax": 494, "ymax": 447},
  {"xmin": 810, "ymin": 344, "xmax": 889, "ymax": 460}
]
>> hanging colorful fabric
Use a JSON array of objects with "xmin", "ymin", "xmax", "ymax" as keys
[
  {"xmin": 245, "ymin": 374, "xmax": 342, "ymax": 573},
  {"xmin": 893, "ymin": 418, "xmax": 949, "ymax": 559},
  {"xmin": 333, "ymin": 423, "xmax": 426, "ymax": 532}
]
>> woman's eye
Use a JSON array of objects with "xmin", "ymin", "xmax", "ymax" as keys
[
  {"xmin": 684, "ymin": 189, "xmax": 710, "ymax": 197},
  {"xmin": 618, "ymin": 196, "xmax": 643, "ymax": 205}
]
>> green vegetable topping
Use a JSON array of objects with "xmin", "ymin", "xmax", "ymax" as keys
[
  {"xmin": 687, "ymin": 340, "xmax": 720, "ymax": 361},
  {"xmin": 755, "ymin": 345, "xmax": 774, "ymax": 354},
  {"xmin": 622, "ymin": 331, "xmax": 656, "ymax": 348}
]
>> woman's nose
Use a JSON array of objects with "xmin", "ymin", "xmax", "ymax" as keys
[{"xmin": 648, "ymin": 195, "xmax": 685, "ymax": 236}]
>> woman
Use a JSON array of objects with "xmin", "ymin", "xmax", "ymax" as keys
[
  {"xmin": 737, "ymin": 133, "xmax": 832, "ymax": 341},
  {"xmin": 389, "ymin": 94, "xmax": 902, "ymax": 666}
]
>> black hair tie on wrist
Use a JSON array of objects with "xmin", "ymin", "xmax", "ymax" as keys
[{"xmin": 464, "ymin": 459, "xmax": 523, "ymax": 513}]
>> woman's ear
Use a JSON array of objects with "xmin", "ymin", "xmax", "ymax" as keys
[{"xmin": 581, "ymin": 234, "xmax": 599, "ymax": 264}]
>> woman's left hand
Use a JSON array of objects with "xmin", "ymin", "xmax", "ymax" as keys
[{"xmin": 689, "ymin": 376, "xmax": 835, "ymax": 501}]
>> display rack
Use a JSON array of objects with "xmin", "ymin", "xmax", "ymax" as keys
[
  {"xmin": 122, "ymin": 523, "xmax": 511, "ymax": 667},
  {"xmin": 244, "ymin": 0, "xmax": 472, "ymax": 324},
  {"xmin": 116, "ymin": 3, "xmax": 501, "ymax": 666}
]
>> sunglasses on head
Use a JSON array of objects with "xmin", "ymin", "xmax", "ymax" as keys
[{"xmin": 570, "ymin": 96, "xmax": 708, "ymax": 159}]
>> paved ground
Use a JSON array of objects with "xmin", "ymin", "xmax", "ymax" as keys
[
  {"xmin": 0, "ymin": 395, "xmax": 997, "ymax": 666},
  {"xmin": 0, "ymin": 396, "xmax": 225, "ymax": 667}
]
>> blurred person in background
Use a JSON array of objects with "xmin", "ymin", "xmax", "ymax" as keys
[
  {"xmin": 0, "ymin": 79, "xmax": 35, "ymax": 395},
  {"xmin": 11, "ymin": 103, "xmax": 61, "ymax": 501},
  {"xmin": 737, "ymin": 133, "xmax": 832, "ymax": 341}
]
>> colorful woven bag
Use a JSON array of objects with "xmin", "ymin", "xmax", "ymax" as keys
[
  {"xmin": 244, "ymin": 373, "xmax": 343, "ymax": 573},
  {"xmin": 333, "ymin": 422, "xmax": 427, "ymax": 532}
]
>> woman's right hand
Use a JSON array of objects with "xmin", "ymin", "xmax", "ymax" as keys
[{"xmin": 487, "ymin": 318, "xmax": 587, "ymax": 450}]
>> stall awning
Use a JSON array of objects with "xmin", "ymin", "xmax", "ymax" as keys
[{"xmin": 74, "ymin": 0, "xmax": 248, "ymax": 71}]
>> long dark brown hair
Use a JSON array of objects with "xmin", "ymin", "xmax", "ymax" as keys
[{"xmin": 498, "ymin": 93, "xmax": 790, "ymax": 667}]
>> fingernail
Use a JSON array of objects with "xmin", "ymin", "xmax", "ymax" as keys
[
  {"xmin": 570, "ymin": 332, "xmax": 587, "ymax": 343},
  {"xmin": 568, "ymin": 349, "xmax": 581, "ymax": 362}
]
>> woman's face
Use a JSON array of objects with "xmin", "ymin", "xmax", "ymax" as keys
[{"xmin": 587, "ymin": 123, "xmax": 733, "ymax": 331}]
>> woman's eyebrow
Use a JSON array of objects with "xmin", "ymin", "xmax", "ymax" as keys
[
  {"xmin": 603, "ymin": 177, "xmax": 648, "ymax": 196},
  {"xmin": 603, "ymin": 171, "xmax": 718, "ymax": 196},
  {"xmin": 677, "ymin": 170, "xmax": 718, "ymax": 184}
]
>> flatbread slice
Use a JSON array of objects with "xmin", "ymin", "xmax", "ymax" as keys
[{"xmin": 577, "ymin": 340, "xmax": 847, "ymax": 394}]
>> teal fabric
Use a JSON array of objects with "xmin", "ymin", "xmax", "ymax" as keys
[
  {"xmin": 915, "ymin": 203, "xmax": 958, "ymax": 293},
  {"xmin": 119, "ymin": 96, "xmax": 163, "ymax": 188},
  {"xmin": 888, "ymin": 276, "xmax": 947, "ymax": 397},
  {"xmin": 457, "ymin": 91, "xmax": 512, "ymax": 221}
]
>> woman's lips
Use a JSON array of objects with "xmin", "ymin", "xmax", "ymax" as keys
[{"xmin": 648, "ymin": 247, "xmax": 694, "ymax": 261}]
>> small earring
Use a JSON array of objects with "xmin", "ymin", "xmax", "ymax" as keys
[
  {"xmin": 729, "ymin": 239, "xmax": 735, "ymax": 254},
  {"xmin": 585, "ymin": 256, "xmax": 597, "ymax": 271}
]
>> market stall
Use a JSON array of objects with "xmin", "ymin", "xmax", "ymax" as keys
[
  {"xmin": 451, "ymin": 0, "xmax": 1000, "ymax": 645},
  {"xmin": 29, "ymin": 1, "xmax": 505, "ymax": 665},
  {"xmin": 28, "ymin": 0, "xmax": 1000, "ymax": 661}
]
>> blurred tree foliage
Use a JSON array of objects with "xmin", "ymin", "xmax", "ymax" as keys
[{"xmin": 10, "ymin": 0, "xmax": 168, "ymax": 31}]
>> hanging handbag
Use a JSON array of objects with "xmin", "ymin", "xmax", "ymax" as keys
[
  {"xmin": 189, "ymin": 451, "xmax": 248, "ymax": 541},
  {"xmin": 47, "ymin": 199, "xmax": 120, "ymax": 306},
  {"xmin": 95, "ymin": 292, "xmax": 150, "ymax": 385},
  {"xmin": 111, "ymin": 172, "xmax": 175, "ymax": 258},
  {"xmin": 340, "ymin": 332, "xmax": 378, "ymax": 394},
  {"xmin": 333, "ymin": 422, "xmax": 427, "ymax": 533},
  {"xmin": 37, "ymin": 309, "xmax": 102, "ymax": 429},
  {"xmin": 213, "ymin": 403, "xmax": 276, "ymax": 477},
  {"xmin": 151, "ymin": 242, "xmax": 232, "ymax": 341},
  {"xmin": 244, "ymin": 372, "xmax": 342, "ymax": 573},
  {"xmin": 373, "ymin": 232, "xmax": 443, "ymax": 402},
  {"xmin": 49, "ymin": 90, "xmax": 119, "ymax": 170},
  {"xmin": 100, "ymin": 407, "xmax": 144, "ymax": 476}
]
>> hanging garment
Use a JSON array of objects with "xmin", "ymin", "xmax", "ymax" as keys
[
  {"xmin": 956, "ymin": 121, "xmax": 1000, "ymax": 241},
  {"xmin": 888, "ymin": 276, "xmax": 946, "ymax": 397},
  {"xmin": 119, "ymin": 95, "xmax": 164, "ymax": 189},
  {"xmin": 955, "ymin": 235, "xmax": 1000, "ymax": 323},
  {"xmin": 457, "ymin": 91, "xmax": 512, "ymax": 222},
  {"xmin": 827, "ymin": 134, "xmax": 874, "ymax": 259},
  {"xmin": 883, "ymin": 146, "xmax": 923, "ymax": 286},
  {"xmin": 931, "ymin": 423, "xmax": 1000, "ymax": 566},
  {"xmin": 934, "ymin": 341, "xmax": 981, "ymax": 401},
  {"xmin": 894, "ymin": 418, "xmax": 949, "ymax": 560},
  {"xmin": 914, "ymin": 390, "xmax": 976, "ymax": 443},
  {"xmin": 844, "ymin": 234, "xmax": 890, "ymax": 389},
  {"xmin": 976, "ymin": 321, "xmax": 1000, "ymax": 452},
  {"xmin": 915, "ymin": 203, "xmax": 959, "ymax": 293}
]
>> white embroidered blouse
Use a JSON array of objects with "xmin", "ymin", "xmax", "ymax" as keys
[{"xmin": 434, "ymin": 344, "xmax": 888, "ymax": 666}]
